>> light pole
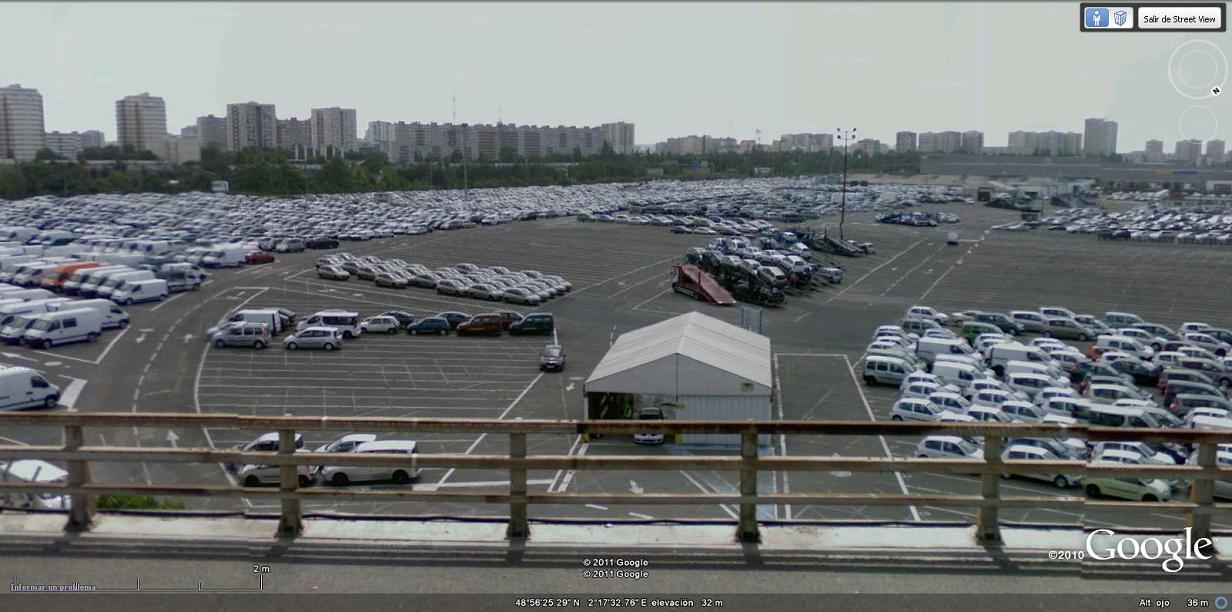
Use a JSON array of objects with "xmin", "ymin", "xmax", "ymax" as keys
[{"xmin": 835, "ymin": 128, "xmax": 857, "ymax": 240}]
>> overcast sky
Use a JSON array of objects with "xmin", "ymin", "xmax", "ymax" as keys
[{"xmin": 5, "ymin": 2, "xmax": 1227, "ymax": 150}]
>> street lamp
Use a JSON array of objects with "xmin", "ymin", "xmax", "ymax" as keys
[{"xmin": 836, "ymin": 128, "xmax": 857, "ymax": 241}]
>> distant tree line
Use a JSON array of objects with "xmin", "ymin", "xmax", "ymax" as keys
[{"xmin": 0, "ymin": 147, "xmax": 923, "ymax": 200}]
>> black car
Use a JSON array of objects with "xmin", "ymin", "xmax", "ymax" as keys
[
  {"xmin": 307, "ymin": 236, "xmax": 339, "ymax": 249},
  {"xmin": 379, "ymin": 310, "xmax": 416, "ymax": 328},
  {"xmin": 509, "ymin": 313, "xmax": 554, "ymax": 336},
  {"xmin": 407, "ymin": 317, "xmax": 449, "ymax": 336},
  {"xmin": 435, "ymin": 311, "xmax": 471, "ymax": 330}
]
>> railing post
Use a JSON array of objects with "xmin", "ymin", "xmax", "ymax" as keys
[
  {"xmin": 976, "ymin": 435, "xmax": 1003, "ymax": 543},
  {"xmin": 1187, "ymin": 440, "xmax": 1216, "ymax": 555},
  {"xmin": 276, "ymin": 427, "xmax": 302, "ymax": 535},
  {"xmin": 507, "ymin": 432, "xmax": 529, "ymax": 539},
  {"xmin": 737, "ymin": 430, "xmax": 761, "ymax": 543},
  {"xmin": 64, "ymin": 425, "xmax": 95, "ymax": 532}
]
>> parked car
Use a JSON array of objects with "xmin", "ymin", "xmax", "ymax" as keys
[
  {"xmin": 207, "ymin": 322, "xmax": 271, "ymax": 349},
  {"xmin": 283, "ymin": 327, "xmax": 342, "ymax": 351},
  {"xmin": 407, "ymin": 316, "xmax": 450, "ymax": 336},
  {"xmin": 435, "ymin": 311, "xmax": 471, "ymax": 329},
  {"xmin": 320, "ymin": 440, "xmax": 420, "ymax": 485},
  {"xmin": 507, "ymin": 312, "xmax": 556, "ymax": 337},
  {"xmin": 456, "ymin": 314, "xmax": 504, "ymax": 336},
  {"xmin": 245, "ymin": 251, "xmax": 275, "ymax": 265},
  {"xmin": 360, "ymin": 315, "xmax": 401, "ymax": 335},
  {"xmin": 318, "ymin": 265, "xmax": 350, "ymax": 281}
]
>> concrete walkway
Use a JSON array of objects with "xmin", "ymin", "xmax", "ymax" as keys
[{"xmin": 1, "ymin": 511, "xmax": 1230, "ymax": 610}]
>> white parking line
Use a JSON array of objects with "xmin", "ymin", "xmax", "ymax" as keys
[
  {"xmin": 48, "ymin": 326, "xmax": 130, "ymax": 365},
  {"xmin": 822, "ymin": 239, "xmax": 926, "ymax": 305},
  {"xmin": 679, "ymin": 469, "xmax": 738, "ymax": 519},
  {"xmin": 630, "ymin": 289, "xmax": 672, "ymax": 313},
  {"xmin": 434, "ymin": 371, "xmax": 545, "ymax": 487},
  {"xmin": 58, "ymin": 377, "xmax": 87, "ymax": 411},
  {"xmin": 148, "ymin": 292, "xmax": 187, "ymax": 312}
]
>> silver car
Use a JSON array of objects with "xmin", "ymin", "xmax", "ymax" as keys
[
  {"xmin": 207, "ymin": 322, "xmax": 271, "ymax": 349},
  {"xmin": 436, "ymin": 278, "xmax": 470, "ymax": 296},
  {"xmin": 468, "ymin": 283, "xmax": 505, "ymax": 301},
  {"xmin": 283, "ymin": 326, "xmax": 342, "ymax": 351},
  {"xmin": 502, "ymin": 287, "xmax": 541, "ymax": 306}
]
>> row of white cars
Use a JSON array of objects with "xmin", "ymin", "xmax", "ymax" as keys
[
  {"xmin": 317, "ymin": 253, "xmax": 572, "ymax": 307},
  {"xmin": 227, "ymin": 432, "xmax": 420, "ymax": 488},
  {"xmin": 865, "ymin": 305, "xmax": 1232, "ymax": 503}
]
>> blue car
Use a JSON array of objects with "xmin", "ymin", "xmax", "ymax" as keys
[{"xmin": 407, "ymin": 316, "xmax": 449, "ymax": 336}]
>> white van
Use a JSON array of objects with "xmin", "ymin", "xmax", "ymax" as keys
[
  {"xmin": 201, "ymin": 245, "xmax": 248, "ymax": 268},
  {"xmin": 111, "ymin": 279, "xmax": 168, "ymax": 305},
  {"xmin": 70, "ymin": 298, "xmax": 131, "ymax": 329},
  {"xmin": 79, "ymin": 267, "xmax": 137, "ymax": 298},
  {"xmin": 1004, "ymin": 360, "xmax": 1067, "ymax": 385},
  {"xmin": 296, "ymin": 310, "xmax": 362, "ymax": 339},
  {"xmin": 987, "ymin": 343, "xmax": 1055, "ymax": 377},
  {"xmin": 0, "ymin": 298, "xmax": 68, "ymax": 331},
  {"xmin": 931, "ymin": 361, "xmax": 981, "ymax": 391},
  {"xmin": 916, "ymin": 337, "xmax": 974, "ymax": 365},
  {"xmin": 12, "ymin": 259, "xmax": 74, "ymax": 287},
  {"xmin": 1094, "ymin": 335, "xmax": 1155, "ymax": 361},
  {"xmin": 1005, "ymin": 372, "xmax": 1056, "ymax": 399},
  {"xmin": 1088, "ymin": 405, "xmax": 1162, "ymax": 429},
  {"xmin": 933, "ymin": 353, "xmax": 990, "ymax": 374},
  {"xmin": 23, "ymin": 308, "xmax": 103, "ymax": 349},
  {"xmin": 863, "ymin": 355, "xmax": 918, "ymax": 386},
  {"xmin": 226, "ymin": 309, "xmax": 285, "ymax": 334},
  {"xmin": 97, "ymin": 270, "xmax": 155, "ymax": 299},
  {"xmin": 0, "ymin": 367, "xmax": 61, "ymax": 410},
  {"xmin": 0, "ymin": 288, "xmax": 55, "ymax": 302},
  {"xmin": 61, "ymin": 264, "xmax": 129, "ymax": 295}
]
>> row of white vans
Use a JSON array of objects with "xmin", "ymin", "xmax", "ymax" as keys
[{"xmin": 0, "ymin": 296, "xmax": 129, "ymax": 349}]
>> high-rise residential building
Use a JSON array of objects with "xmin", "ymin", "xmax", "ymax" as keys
[
  {"xmin": 772, "ymin": 133, "xmax": 833, "ymax": 153},
  {"xmin": 0, "ymin": 83, "xmax": 46, "ymax": 162},
  {"xmin": 310, "ymin": 107, "xmax": 358, "ymax": 157},
  {"xmin": 195, "ymin": 115, "xmax": 226, "ymax": 151},
  {"xmin": 43, "ymin": 131, "xmax": 83, "ymax": 159},
  {"xmin": 936, "ymin": 131, "xmax": 962, "ymax": 153},
  {"xmin": 1205, "ymin": 140, "xmax": 1226, "ymax": 165},
  {"xmin": 1007, "ymin": 131, "xmax": 1082, "ymax": 156},
  {"xmin": 381, "ymin": 121, "xmax": 617, "ymax": 162},
  {"xmin": 277, "ymin": 117, "xmax": 312, "ymax": 158},
  {"xmin": 1145, "ymin": 139, "xmax": 1165, "ymax": 162},
  {"xmin": 80, "ymin": 130, "xmax": 104, "ymax": 149},
  {"xmin": 1083, "ymin": 117, "xmax": 1118, "ymax": 157},
  {"xmin": 115, "ymin": 93, "xmax": 168, "ymax": 155},
  {"xmin": 179, "ymin": 125, "xmax": 197, "ymax": 137},
  {"xmin": 365, "ymin": 121, "xmax": 395, "ymax": 144},
  {"xmin": 1175, "ymin": 139, "xmax": 1203, "ymax": 164},
  {"xmin": 960, "ymin": 130, "xmax": 984, "ymax": 154},
  {"xmin": 225, "ymin": 102, "xmax": 278, "ymax": 151},
  {"xmin": 600, "ymin": 122, "xmax": 635, "ymax": 154},
  {"xmin": 895, "ymin": 131, "xmax": 917, "ymax": 152},
  {"xmin": 917, "ymin": 132, "xmax": 936, "ymax": 153}
]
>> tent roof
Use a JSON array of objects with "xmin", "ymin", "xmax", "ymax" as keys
[{"xmin": 584, "ymin": 312, "xmax": 772, "ymax": 393}]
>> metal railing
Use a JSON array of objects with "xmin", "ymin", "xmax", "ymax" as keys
[{"xmin": 0, "ymin": 412, "xmax": 1229, "ymax": 545}]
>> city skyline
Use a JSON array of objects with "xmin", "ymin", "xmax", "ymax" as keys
[{"xmin": 3, "ymin": 3, "xmax": 1224, "ymax": 148}]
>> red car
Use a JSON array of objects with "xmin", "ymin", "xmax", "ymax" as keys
[{"xmin": 245, "ymin": 251, "xmax": 275, "ymax": 265}]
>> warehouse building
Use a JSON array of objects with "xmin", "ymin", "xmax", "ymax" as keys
[{"xmin": 583, "ymin": 312, "xmax": 773, "ymax": 446}]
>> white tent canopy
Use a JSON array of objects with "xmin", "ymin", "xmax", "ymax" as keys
[{"xmin": 584, "ymin": 312, "xmax": 772, "ymax": 397}]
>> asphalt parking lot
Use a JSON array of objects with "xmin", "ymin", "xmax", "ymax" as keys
[{"xmin": 3, "ymin": 203, "xmax": 1231, "ymax": 531}]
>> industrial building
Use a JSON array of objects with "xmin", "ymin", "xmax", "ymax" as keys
[{"xmin": 583, "ymin": 312, "xmax": 773, "ymax": 446}]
